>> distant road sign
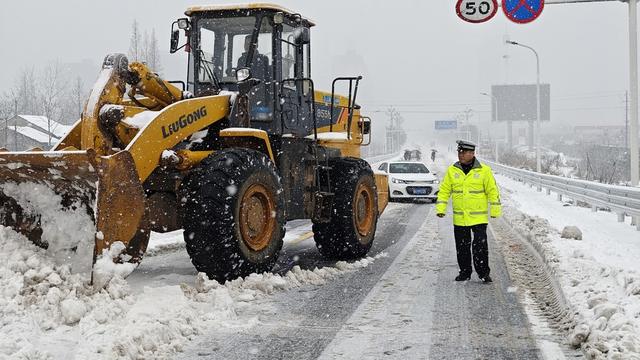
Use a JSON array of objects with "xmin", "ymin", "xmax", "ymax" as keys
[
  {"xmin": 456, "ymin": 0, "xmax": 499, "ymax": 23},
  {"xmin": 435, "ymin": 120, "xmax": 458, "ymax": 130},
  {"xmin": 502, "ymin": 0, "xmax": 544, "ymax": 24}
]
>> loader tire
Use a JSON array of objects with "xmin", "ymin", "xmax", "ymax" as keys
[
  {"xmin": 312, "ymin": 158, "xmax": 378, "ymax": 259},
  {"xmin": 179, "ymin": 148, "xmax": 285, "ymax": 282}
]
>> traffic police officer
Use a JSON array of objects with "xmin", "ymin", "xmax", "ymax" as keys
[{"xmin": 435, "ymin": 140, "xmax": 502, "ymax": 283}]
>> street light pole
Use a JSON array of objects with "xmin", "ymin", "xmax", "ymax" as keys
[
  {"xmin": 481, "ymin": 92, "xmax": 499, "ymax": 162},
  {"xmin": 507, "ymin": 40, "xmax": 542, "ymax": 173}
]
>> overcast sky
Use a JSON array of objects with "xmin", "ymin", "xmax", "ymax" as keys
[{"xmin": 0, "ymin": 0, "xmax": 633, "ymax": 140}]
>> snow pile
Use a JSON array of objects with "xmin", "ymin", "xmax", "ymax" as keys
[
  {"xmin": 92, "ymin": 242, "xmax": 137, "ymax": 290},
  {"xmin": 0, "ymin": 226, "xmax": 131, "ymax": 359},
  {"xmin": 0, "ymin": 221, "xmax": 383, "ymax": 359},
  {"xmin": 499, "ymin": 177, "xmax": 640, "ymax": 359},
  {"xmin": 0, "ymin": 181, "xmax": 96, "ymax": 273},
  {"xmin": 184, "ymin": 255, "xmax": 386, "ymax": 303},
  {"xmin": 561, "ymin": 225, "xmax": 583, "ymax": 240}
]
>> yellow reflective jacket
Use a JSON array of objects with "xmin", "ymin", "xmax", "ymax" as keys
[{"xmin": 436, "ymin": 159, "xmax": 501, "ymax": 226}]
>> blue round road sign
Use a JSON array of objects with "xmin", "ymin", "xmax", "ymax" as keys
[{"xmin": 502, "ymin": 0, "xmax": 544, "ymax": 24}]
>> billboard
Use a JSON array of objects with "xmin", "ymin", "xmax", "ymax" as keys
[
  {"xmin": 435, "ymin": 120, "xmax": 457, "ymax": 130},
  {"xmin": 491, "ymin": 84, "xmax": 550, "ymax": 122}
]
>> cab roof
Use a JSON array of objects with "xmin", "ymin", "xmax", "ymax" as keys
[{"xmin": 185, "ymin": 3, "xmax": 315, "ymax": 26}]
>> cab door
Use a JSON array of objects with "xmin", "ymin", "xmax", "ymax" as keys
[{"xmin": 277, "ymin": 22, "xmax": 313, "ymax": 137}]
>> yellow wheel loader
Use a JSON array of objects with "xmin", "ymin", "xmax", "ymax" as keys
[{"xmin": 0, "ymin": 4, "xmax": 388, "ymax": 282}]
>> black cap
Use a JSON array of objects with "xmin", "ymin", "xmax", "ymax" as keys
[{"xmin": 456, "ymin": 139, "xmax": 476, "ymax": 151}]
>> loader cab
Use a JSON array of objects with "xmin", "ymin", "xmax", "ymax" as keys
[{"xmin": 180, "ymin": 5, "xmax": 314, "ymax": 136}]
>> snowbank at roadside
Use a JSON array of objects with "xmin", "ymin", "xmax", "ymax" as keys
[{"xmin": 497, "ymin": 174, "xmax": 640, "ymax": 359}]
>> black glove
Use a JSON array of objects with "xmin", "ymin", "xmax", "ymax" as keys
[{"xmin": 437, "ymin": 213, "xmax": 445, "ymax": 218}]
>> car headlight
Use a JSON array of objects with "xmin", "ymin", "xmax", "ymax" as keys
[
  {"xmin": 434, "ymin": 180, "xmax": 439, "ymax": 184},
  {"xmin": 391, "ymin": 177, "xmax": 408, "ymax": 184}
]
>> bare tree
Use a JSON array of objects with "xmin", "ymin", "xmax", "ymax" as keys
[
  {"xmin": 15, "ymin": 67, "xmax": 38, "ymax": 115},
  {"xmin": 139, "ymin": 27, "xmax": 162, "ymax": 74},
  {"xmin": 39, "ymin": 61, "xmax": 67, "ymax": 146},
  {"xmin": 577, "ymin": 144, "xmax": 626, "ymax": 184},
  {"xmin": 71, "ymin": 76, "xmax": 85, "ymax": 120},
  {"xmin": 128, "ymin": 19, "xmax": 142, "ymax": 62},
  {"xmin": 146, "ymin": 29, "xmax": 162, "ymax": 74},
  {"xmin": 2, "ymin": 90, "xmax": 21, "ymax": 150},
  {"xmin": 142, "ymin": 30, "xmax": 149, "ymax": 63},
  {"xmin": 0, "ymin": 96, "xmax": 12, "ymax": 148}
]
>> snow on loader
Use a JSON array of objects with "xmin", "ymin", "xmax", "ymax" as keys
[{"xmin": 0, "ymin": 4, "xmax": 388, "ymax": 282}]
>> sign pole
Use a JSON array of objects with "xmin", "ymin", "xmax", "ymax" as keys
[
  {"xmin": 535, "ymin": 49, "xmax": 541, "ymax": 173},
  {"xmin": 630, "ymin": 0, "xmax": 639, "ymax": 186}
]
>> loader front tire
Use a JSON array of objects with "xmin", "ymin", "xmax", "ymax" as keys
[
  {"xmin": 312, "ymin": 158, "xmax": 378, "ymax": 259},
  {"xmin": 179, "ymin": 149, "xmax": 285, "ymax": 282}
]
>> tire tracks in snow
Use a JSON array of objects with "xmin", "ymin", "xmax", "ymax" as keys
[{"xmin": 490, "ymin": 215, "xmax": 583, "ymax": 359}]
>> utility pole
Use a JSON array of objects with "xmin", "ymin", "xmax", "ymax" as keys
[
  {"xmin": 626, "ymin": 90, "xmax": 629, "ymax": 149},
  {"xmin": 463, "ymin": 109, "xmax": 473, "ymax": 141},
  {"xmin": 13, "ymin": 99, "xmax": 18, "ymax": 152}
]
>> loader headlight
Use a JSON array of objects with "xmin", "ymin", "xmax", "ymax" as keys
[
  {"xmin": 391, "ymin": 177, "xmax": 408, "ymax": 184},
  {"xmin": 177, "ymin": 18, "xmax": 190, "ymax": 30},
  {"xmin": 236, "ymin": 68, "xmax": 251, "ymax": 82}
]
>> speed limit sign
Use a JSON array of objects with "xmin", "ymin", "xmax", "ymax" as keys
[{"xmin": 456, "ymin": 0, "xmax": 498, "ymax": 23}]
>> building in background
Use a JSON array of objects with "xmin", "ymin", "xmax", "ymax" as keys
[{"xmin": 1, "ymin": 115, "xmax": 71, "ymax": 151}]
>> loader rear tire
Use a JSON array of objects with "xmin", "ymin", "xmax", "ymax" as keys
[
  {"xmin": 312, "ymin": 158, "xmax": 378, "ymax": 259},
  {"xmin": 179, "ymin": 148, "xmax": 285, "ymax": 282}
]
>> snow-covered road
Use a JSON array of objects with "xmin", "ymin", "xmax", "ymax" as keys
[{"xmin": 4, "ymin": 150, "xmax": 639, "ymax": 359}]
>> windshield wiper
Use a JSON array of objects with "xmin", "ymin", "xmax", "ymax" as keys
[{"xmin": 197, "ymin": 50, "xmax": 221, "ymax": 90}]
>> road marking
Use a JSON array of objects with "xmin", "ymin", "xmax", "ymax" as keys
[
  {"xmin": 318, "ymin": 210, "xmax": 439, "ymax": 359},
  {"xmin": 289, "ymin": 231, "xmax": 314, "ymax": 245}
]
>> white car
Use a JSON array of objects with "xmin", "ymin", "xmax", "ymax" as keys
[{"xmin": 377, "ymin": 161, "xmax": 440, "ymax": 201}]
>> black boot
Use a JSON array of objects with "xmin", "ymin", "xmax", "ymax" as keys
[
  {"xmin": 481, "ymin": 275, "xmax": 492, "ymax": 283},
  {"xmin": 455, "ymin": 273, "xmax": 471, "ymax": 281}
]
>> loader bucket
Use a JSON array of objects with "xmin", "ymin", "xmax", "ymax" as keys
[{"xmin": 0, "ymin": 149, "xmax": 148, "ymax": 273}]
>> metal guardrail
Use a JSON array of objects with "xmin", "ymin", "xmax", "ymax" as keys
[
  {"xmin": 484, "ymin": 160, "xmax": 640, "ymax": 231},
  {"xmin": 364, "ymin": 152, "xmax": 400, "ymax": 164}
]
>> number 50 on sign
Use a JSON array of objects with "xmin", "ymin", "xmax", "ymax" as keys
[{"xmin": 456, "ymin": 0, "xmax": 498, "ymax": 23}]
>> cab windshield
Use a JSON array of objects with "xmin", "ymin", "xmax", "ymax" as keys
[{"xmin": 196, "ymin": 15, "xmax": 273, "ymax": 85}]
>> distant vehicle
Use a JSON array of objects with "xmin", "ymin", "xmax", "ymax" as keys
[
  {"xmin": 403, "ymin": 149, "xmax": 422, "ymax": 161},
  {"xmin": 377, "ymin": 161, "xmax": 439, "ymax": 201}
]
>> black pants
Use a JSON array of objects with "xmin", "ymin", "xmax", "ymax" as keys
[{"xmin": 454, "ymin": 224, "xmax": 490, "ymax": 278}]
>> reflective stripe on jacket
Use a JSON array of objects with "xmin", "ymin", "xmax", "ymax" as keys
[{"xmin": 435, "ymin": 159, "xmax": 502, "ymax": 226}]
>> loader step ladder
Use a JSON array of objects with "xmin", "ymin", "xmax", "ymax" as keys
[{"xmin": 329, "ymin": 76, "xmax": 362, "ymax": 139}]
